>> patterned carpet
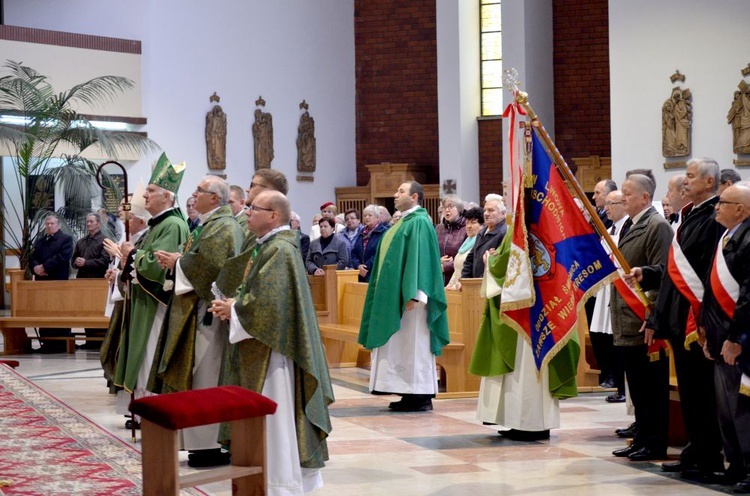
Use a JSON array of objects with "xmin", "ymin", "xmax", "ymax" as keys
[{"xmin": 0, "ymin": 364, "xmax": 207, "ymax": 496}]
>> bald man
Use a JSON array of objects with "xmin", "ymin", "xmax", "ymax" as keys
[{"xmin": 702, "ymin": 183, "xmax": 750, "ymax": 489}]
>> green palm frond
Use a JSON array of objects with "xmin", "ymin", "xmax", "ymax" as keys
[{"xmin": 0, "ymin": 59, "xmax": 160, "ymax": 271}]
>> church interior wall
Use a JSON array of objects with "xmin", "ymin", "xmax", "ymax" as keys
[
  {"xmin": 4, "ymin": 0, "xmax": 356, "ymax": 224},
  {"xmin": 609, "ymin": 0, "xmax": 750, "ymax": 199}
]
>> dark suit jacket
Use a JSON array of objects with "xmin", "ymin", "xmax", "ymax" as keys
[
  {"xmin": 461, "ymin": 220, "xmax": 507, "ymax": 278},
  {"xmin": 30, "ymin": 230, "xmax": 74, "ymax": 280},
  {"xmin": 643, "ymin": 197, "xmax": 723, "ymax": 340},
  {"xmin": 298, "ymin": 231, "xmax": 310, "ymax": 264},
  {"xmin": 609, "ymin": 206, "xmax": 672, "ymax": 346},
  {"xmin": 702, "ymin": 218, "xmax": 750, "ymax": 360}
]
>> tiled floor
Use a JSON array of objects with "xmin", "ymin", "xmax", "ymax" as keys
[{"xmin": 2, "ymin": 347, "xmax": 732, "ymax": 495}]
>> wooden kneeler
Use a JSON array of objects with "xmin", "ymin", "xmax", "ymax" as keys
[{"xmin": 130, "ymin": 385, "xmax": 277, "ymax": 496}]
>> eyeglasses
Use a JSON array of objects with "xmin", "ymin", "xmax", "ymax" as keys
[
  {"xmin": 248, "ymin": 204, "xmax": 274, "ymax": 213},
  {"xmin": 250, "ymin": 182, "xmax": 270, "ymax": 190},
  {"xmin": 195, "ymin": 186, "xmax": 216, "ymax": 195},
  {"xmin": 605, "ymin": 201, "xmax": 623, "ymax": 206},
  {"xmin": 717, "ymin": 200, "xmax": 741, "ymax": 206},
  {"xmin": 443, "ymin": 204, "xmax": 458, "ymax": 210}
]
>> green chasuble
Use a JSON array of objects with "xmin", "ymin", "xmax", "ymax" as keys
[
  {"xmin": 358, "ymin": 207, "xmax": 450, "ymax": 356},
  {"xmin": 214, "ymin": 231, "xmax": 258, "ymax": 298},
  {"xmin": 148, "ymin": 206, "xmax": 244, "ymax": 394},
  {"xmin": 220, "ymin": 229, "xmax": 334, "ymax": 469},
  {"xmin": 468, "ymin": 228, "xmax": 579, "ymax": 399},
  {"xmin": 113, "ymin": 209, "xmax": 188, "ymax": 392}
]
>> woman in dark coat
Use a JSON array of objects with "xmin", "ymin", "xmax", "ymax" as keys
[
  {"xmin": 350, "ymin": 204, "xmax": 388, "ymax": 282},
  {"xmin": 305, "ymin": 217, "xmax": 348, "ymax": 274}
]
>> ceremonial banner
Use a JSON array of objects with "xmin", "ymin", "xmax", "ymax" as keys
[{"xmin": 501, "ymin": 131, "xmax": 617, "ymax": 371}]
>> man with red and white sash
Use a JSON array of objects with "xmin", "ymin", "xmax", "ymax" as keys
[
  {"xmin": 701, "ymin": 182, "xmax": 750, "ymax": 491},
  {"xmin": 635, "ymin": 159, "xmax": 725, "ymax": 478}
]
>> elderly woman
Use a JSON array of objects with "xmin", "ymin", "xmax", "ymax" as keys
[
  {"xmin": 435, "ymin": 194, "xmax": 467, "ymax": 285},
  {"xmin": 350, "ymin": 204, "xmax": 388, "ymax": 282},
  {"xmin": 305, "ymin": 217, "xmax": 348, "ymax": 275},
  {"xmin": 446, "ymin": 207, "xmax": 484, "ymax": 290}
]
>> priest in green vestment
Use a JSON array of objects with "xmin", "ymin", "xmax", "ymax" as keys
[
  {"xmin": 101, "ymin": 183, "xmax": 151, "ymax": 396},
  {"xmin": 211, "ymin": 190, "xmax": 333, "ymax": 495},
  {"xmin": 215, "ymin": 168, "xmax": 289, "ymax": 298},
  {"xmin": 113, "ymin": 153, "xmax": 188, "ymax": 399},
  {"xmin": 358, "ymin": 181, "xmax": 450, "ymax": 412},
  {"xmin": 147, "ymin": 176, "xmax": 243, "ymax": 467}
]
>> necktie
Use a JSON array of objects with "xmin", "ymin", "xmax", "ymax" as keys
[
  {"xmin": 722, "ymin": 234, "xmax": 730, "ymax": 249},
  {"xmin": 609, "ymin": 225, "xmax": 616, "ymax": 235},
  {"xmin": 620, "ymin": 218, "xmax": 633, "ymax": 239}
]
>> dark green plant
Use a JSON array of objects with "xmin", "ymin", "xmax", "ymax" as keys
[{"xmin": 0, "ymin": 60, "xmax": 159, "ymax": 272}]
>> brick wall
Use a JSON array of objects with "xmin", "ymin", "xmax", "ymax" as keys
[
  {"xmin": 552, "ymin": 0, "xmax": 611, "ymax": 171},
  {"xmin": 478, "ymin": 118, "xmax": 504, "ymax": 201},
  {"xmin": 354, "ymin": 0, "xmax": 439, "ymax": 186}
]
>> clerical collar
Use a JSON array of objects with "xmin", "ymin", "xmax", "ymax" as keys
[
  {"xmin": 148, "ymin": 207, "xmax": 178, "ymax": 226},
  {"xmin": 399, "ymin": 204, "xmax": 420, "ymax": 219},
  {"xmin": 198, "ymin": 206, "xmax": 221, "ymax": 224},
  {"xmin": 257, "ymin": 225, "xmax": 291, "ymax": 245}
]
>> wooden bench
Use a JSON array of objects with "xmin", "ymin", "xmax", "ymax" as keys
[{"xmin": 0, "ymin": 269, "xmax": 110, "ymax": 355}]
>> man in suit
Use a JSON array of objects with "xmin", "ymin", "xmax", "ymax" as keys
[
  {"xmin": 702, "ymin": 182, "xmax": 750, "ymax": 490},
  {"xmin": 610, "ymin": 173, "xmax": 673, "ymax": 461},
  {"xmin": 462, "ymin": 194, "xmax": 507, "ymax": 279},
  {"xmin": 592, "ymin": 179, "xmax": 617, "ymax": 229},
  {"xmin": 638, "ymin": 158, "xmax": 725, "ymax": 478},
  {"xmin": 30, "ymin": 214, "xmax": 74, "ymax": 353}
]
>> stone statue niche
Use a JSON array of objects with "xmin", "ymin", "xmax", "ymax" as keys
[
  {"xmin": 296, "ymin": 100, "xmax": 316, "ymax": 173},
  {"xmin": 662, "ymin": 70, "xmax": 692, "ymax": 158},
  {"xmin": 727, "ymin": 64, "xmax": 750, "ymax": 158},
  {"xmin": 205, "ymin": 92, "xmax": 227, "ymax": 171},
  {"xmin": 252, "ymin": 96, "xmax": 274, "ymax": 170}
]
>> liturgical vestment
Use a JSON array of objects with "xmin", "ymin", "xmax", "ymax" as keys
[
  {"xmin": 223, "ymin": 227, "xmax": 334, "ymax": 496},
  {"xmin": 358, "ymin": 205, "xmax": 450, "ymax": 395}
]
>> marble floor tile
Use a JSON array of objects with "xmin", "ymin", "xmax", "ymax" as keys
[{"xmin": 0, "ymin": 350, "xmax": 733, "ymax": 496}]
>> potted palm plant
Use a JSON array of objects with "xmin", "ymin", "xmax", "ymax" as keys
[{"xmin": 0, "ymin": 60, "xmax": 158, "ymax": 274}]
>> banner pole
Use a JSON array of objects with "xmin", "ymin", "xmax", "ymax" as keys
[{"xmin": 505, "ymin": 79, "xmax": 652, "ymax": 312}]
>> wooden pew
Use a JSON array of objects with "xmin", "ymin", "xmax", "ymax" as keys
[
  {"xmin": 0, "ymin": 269, "xmax": 109, "ymax": 355},
  {"xmin": 313, "ymin": 264, "xmax": 484, "ymax": 398}
]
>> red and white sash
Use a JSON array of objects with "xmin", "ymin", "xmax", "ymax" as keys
[
  {"xmin": 667, "ymin": 229, "xmax": 704, "ymax": 347},
  {"xmin": 709, "ymin": 231, "xmax": 740, "ymax": 318}
]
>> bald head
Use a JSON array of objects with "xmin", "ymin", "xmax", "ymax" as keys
[{"xmin": 714, "ymin": 183, "xmax": 750, "ymax": 230}]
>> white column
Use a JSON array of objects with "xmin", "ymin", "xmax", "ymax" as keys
[{"xmin": 436, "ymin": 0, "xmax": 480, "ymax": 204}]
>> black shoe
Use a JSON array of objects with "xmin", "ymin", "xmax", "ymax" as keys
[
  {"xmin": 615, "ymin": 422, "xmax": 637, "ymax": 438},
  {"xmin": 734, "ymin": 476, "xmax": 750, "ymax": 493},
  {"xmin": 390, "ymin": 400, "xmax": 433, "ymax": 412},
  {"xmin": 38, "ymin": 345, "xmax": 66, "ymax": 354},
  {"xmin": 613, "ymin": 444, "xmax": 641, "ymax": 457},
  {"xmin": 498, "ymin": 429, "xmax": 550, "ymax": 441},
  {"xmin": 187, "ymin": 448, "xmax": 231, "ymax": 468},
  {"xmin": 628, "ymin": 447, "xmax": 667, "ymax": 461},
  {"xmin": 125, "ymin": 419, "xmax": 141, "ymax": 430},
  {"xmin": 600, "ymin": 378, "xmax": 616, "ymax": 389},
  {"xmin": 606, "ymin": 392, "xmax": 626, "ymax": 403},
  {"xmin": 661, "ymin": 460, "xmax": 687, "ymax": 472}
]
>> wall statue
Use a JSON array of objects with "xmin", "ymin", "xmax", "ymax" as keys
[
  {"xmin": 662, "ymin": 71, "xmax": 692, "ymax": 158},
  {"xmin": 252, "ymin": 96, "xmax": 274, "ymax": 170},
  {"xmin": 728, "ymin": 76, "xmax": 750, "ymax": 155},
  {"xmin": 205, "ymin": 92, "xmax": 227, "ymax": 170},
  {"xmin": 296, "ymin": 100, "xmax": 316, "ymax": 173}
]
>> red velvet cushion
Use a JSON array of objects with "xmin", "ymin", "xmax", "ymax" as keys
[
  {"xmin": 129, "ymin": 386, "xmax": 277, "ymax": 430},
  {"xmin": 0, "ymin": 360, "xmax": 19, "ymax": 369}
]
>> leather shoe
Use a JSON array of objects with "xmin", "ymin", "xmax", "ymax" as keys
[
  {"xmin": 599, "ymin": 378, "xmax": 616, "ymax": 389},
  {"xmin": 615, "ymin": 422, "xmax": 637, "ymax": 438},
  {"xmin": 661, "ymin": 460, "xmax": 687, "ymax": 472},
  {"xmin": 389, "ymin": 401, "xmax": 433, "ymax": 412},
  {"xmin": 612, "ymin": 444, "xmax": 641, "ymax": 457},
  {"xmin": 734, "ymin": 477, "xmax": 750, "ymax": 493},
  {"xmin": 628, "ymin": 447, "xmax": 667, "ymax": 461},
  {"xmin": 187, "ymin": 448, "xmax": 231, "ymax": 468},
  {"xmin": 498, "ymin": 429, "xmax": 550, "ymax": 441},
  {"xmin": 606, "ymin": 392, "xmax": 626, "ymax": 403}
]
